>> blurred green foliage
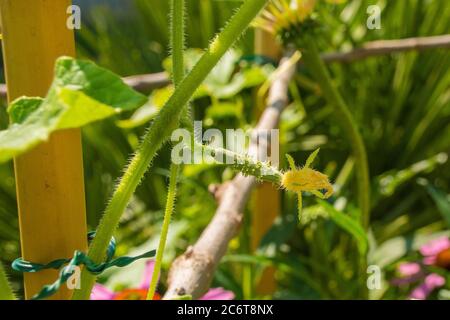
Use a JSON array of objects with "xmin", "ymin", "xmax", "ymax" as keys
[{"xmin": 0, "ymin": 0, "xmax": 449, "ymax": 299}]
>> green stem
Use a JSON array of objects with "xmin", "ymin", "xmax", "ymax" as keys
[
  {"xmin": 170, "ymin": 1, "xmax": 185, "ymax": 87},
  {"xmin": 147, "ymin": 0, "xmax": 185, "ymax": 300},
  {"xmin": 199, "ymin": 143, "xmax": 283, "ymax": 184},
  {"xmin": 72, "ymin": 0, "xmax": 269, "ymax": 300},
  {"xmin": 0, "ymin": 262, "xmax": 15, "ymax": 300},
  {"xmin": 301, "ymin": 38, "xmax": 370, "ymax": 299},
  {"xmin": 147, "ymin": 164, "xmax": 180, "ymax": 299},
  {"xmin": 300, "ymin": 37, "xmax": 370, "ymax": 229}
]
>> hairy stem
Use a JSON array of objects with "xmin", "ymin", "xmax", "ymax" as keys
[
  {"xmin": 197, "ymin": 143, "xmax": 283, "ymax": 184},
  {"xmin": 147, "ymin": 0, "xmax": 185, "ymax": 300},
  {"xmin": 0, "ymin": 262, "xmax": 15, "ymax": 300},
  {"xmin": 300, "ymin": 37, "xmax": 370, "ymax": 229},
  {"xmin": 147, "ymin": 164, "xmax": 180, "ymax": 299},
  {"xmin": 300, "ymin": 38, "xmax": 370, "ymax": 298},
  {"xmin": 170, "ymin": 0, "xmax": 185, "ymax": 87},
  {"xmin": 72, "ymin": 0, "xmax": 269, "ymax": 300}
]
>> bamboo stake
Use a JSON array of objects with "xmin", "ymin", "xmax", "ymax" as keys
[
  {"xmin": 0, "ymin": 0, "xmax": 87, "ymax": 299},
  {"xmin": 251, "ymin": 29, "xmax": 281, "ymax": 295}
]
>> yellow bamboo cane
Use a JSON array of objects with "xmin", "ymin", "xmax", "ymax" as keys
[
  {"xmin": 0, "ymin": 0, "xmax": 87, "ymax": 299},
  {"xmin": 251, "ymin": 29, "xmax": 281, "ymax": 295}
]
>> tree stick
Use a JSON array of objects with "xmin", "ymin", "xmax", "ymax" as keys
[
  {"xmin": 321, "ymin": 34, "xmax": 450, "ymax": 63},
  {"xmin": 1, "ymin": 35, "xmax": 448, "ymax": 100},
  {"xmin": 251, "ymin": 28, "xmax": 281, "ymax": 296},
  {"xmin": 122, "ymin": 72, "xmax": 170, "ymax": 92},
  {"xmin": 164, "ymin": 51, "xmax": 297, "ymax": 299},
  {"xmin": 0, "ymin": 72, "xmax": 169, "ymax": 99}
]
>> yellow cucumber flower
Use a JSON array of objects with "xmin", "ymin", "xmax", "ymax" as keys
[
  {"xmin": 254, "ymin": 0, "xmax": 317, "ymax": 35},
  {"xmin": 281, "ymin": 149, "xmax": 333, "ymax": 221},
  {"xmin": 254, "ymin": 0, "xmax": 346, "ymax": 37}
]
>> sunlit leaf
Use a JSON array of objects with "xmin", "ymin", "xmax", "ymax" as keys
[
  {"xmin": 376, "ymin": 153, "xmax": 448, "ymax": 198},
  {"xmin": 0, "ymin": 57, "xmax": 147, "ymax": 163},
  {"xmin": 317, "ymin": 200, "xmax": 368, "ymax": 255},
  {"xmin": 0, "ymin": 262, "xmax": 15, "ymax": 300},
  {"xmin": 422, "ymin": 182, "xmax": 450, "ymax": 228}
]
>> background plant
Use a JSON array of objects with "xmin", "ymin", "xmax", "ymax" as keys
[{"xmin": 0, "ymin": 0, "xmax": 448, "ymax": 300}]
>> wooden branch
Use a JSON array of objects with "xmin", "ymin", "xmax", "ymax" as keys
[
  {"xmin": 0, "ymin": 35, "xmax": 448, "ymax": 101},
  {"xmin": 0, "ymin": 84, "xmax": 6, "ymax": 100},
  {"xmin": 163, "ymin": 51, "xmax": 297, "ymax": 300},
  {"xmin": 122, "ymin": 71, "xmax": 170, "ymax": 92},
  {"xmin": 0, "ymin": 72, "xmax": 170, "ymax": 100},
  {"xmin": 321, "ymin": 34, "xmax": 450, "ymax": 63}
]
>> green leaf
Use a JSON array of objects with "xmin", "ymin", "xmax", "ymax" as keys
[
  {"xmin": 305, "ymin": 148, "xmax": 320, "ymax": 169},
  {"xmin": 369, "ymin": 231, "xmax": 450, "ymax": 268},
  {"xmin": 205, "ymin": 101, "xmax": 243, "ymax": 121},
  {"xmin": 170, "ymin": 295, "xmax": 193, "ymax": 300},
  {"xmin": 205, "ymin": 65, "xmax": 268, "ymax": 99},
  {"xmin": 53, "ymin": 57, "xmax": 147, "ymax": 111},
  {"xmin": 258, "ymin": 215, "xmax": 297, "ymax": 253},
  {"xmin": 317, "ymin": 200, "xmax": 368, "ymax": 255},
  {"xmin": 0, "ymin": 57, "xmax": 147, "ymax": 163},
  {"xmin": 7, "ymin": 97, "xmax": 43, "ymax": 124},
  {"xmin": 205, "ymin": 49, "xmax": 240, "ymax": 87},
  {"xmin": 438, "ymin": 289, "xmax": 450, "ymax": 300},
  {"xmin": 57, "ymin": 88, "xmax": 118, "ymax": 129},
  {"xmin": 165, "ymin": 49, "xmax": 269, "ymax": 99},
  {"xmin": 423, "ymin": 183, "xmax": 450, "ymax": 228},
  {"xmin": 120, "ymin": 49, "xmax": 270, "ymax": 129},
  {"xmin": 286, "ymin": 154, "xmax": 296, "ymax": 171},
  {"xmin": 376, "ymin": 153, "xmax": 448, "ymax": 197},
  {"xmin": 116, "ymin": 86, "xmax": 172, "ymax": 129},
  {"xmin": 0, "ymin": 262, "xmax": 15, "ymax": 300}
]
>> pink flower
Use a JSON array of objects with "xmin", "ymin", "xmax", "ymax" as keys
[
  {"xmin": 91, "ymin": 261, "xmax": 234, "ymax": 300},
  {"xmin": 200, "ymin": 287, "xmax": 236, "ymax": 300},
  {"xmin": 419, "ymin": 237, "xmax": 450, "ymax": 266},
  {"xmin": 90, "ymin": 282, "xmax": 119, "ymax": 300},
  {"xmin": 398, "ymin": 262, "xmax": 421, "ymax": 277},
  {"xmin": 391, "ymin": 237, "xmax": 450, "ymax": 299},
  {"xmin": 409, "ymin": 273, "xmax": 446, "ymax": 300},
  {"xmin": 391, "ymin": 262, "xmax": 423, "ymax": 286}
]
